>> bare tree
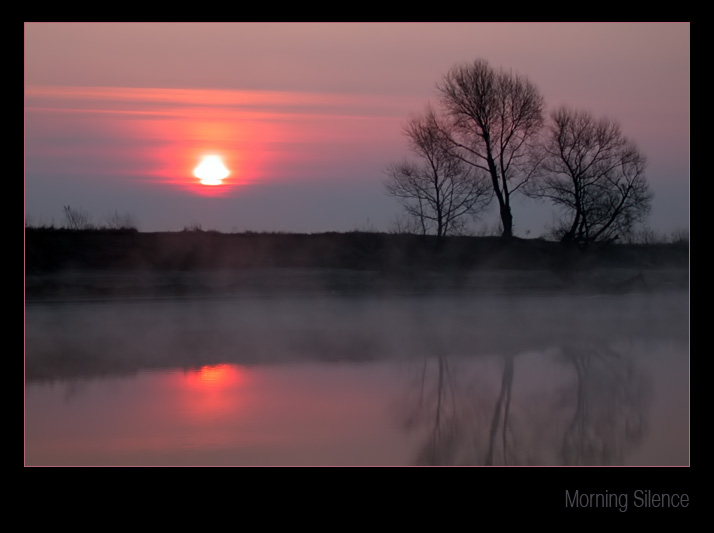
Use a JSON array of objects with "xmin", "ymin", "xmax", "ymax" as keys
[
  {"xmin": 63, "ymin": 205, "xmax": 92, "ymax": 230},
  {"xmin": 437, "ymin": 59, "xmax": 545, "ymax": 239},
  {"xmin": 532, "ymin": 107, "xmax": 652, "ymax": 246},
  {"xmin": 104, "ymin": 210, "xmax": 138, "ymax": 230},
  {"xmin": 384, "ymin": 106, "xmax": 491, "ymax": 244}
]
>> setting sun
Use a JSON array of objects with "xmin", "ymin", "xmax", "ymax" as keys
[{"xmin": 194, "ymin": 155, "xmax": 230, "ymax": 186}]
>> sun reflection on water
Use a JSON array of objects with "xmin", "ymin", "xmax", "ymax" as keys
[
  {"xmin": 183, "ymin": 363, "xmax": 244, "ymax": 388},
  {"xmin": 176, "ymin": 364, "xmax": 247, "ymax": 422}
]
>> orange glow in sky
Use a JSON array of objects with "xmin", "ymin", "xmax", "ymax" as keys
[
  {"xmin": 132, "ymin": 99, "xmax": 278, "ymax": 197},
  {"xmin": 24, "ymin": 24, "xmax": 690, "ymax": 234},
  {"xmin": 23, "ymin": 86, "xmax": 318, "ymax": 198}
]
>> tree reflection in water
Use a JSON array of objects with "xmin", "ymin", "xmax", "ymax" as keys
[
  {"xmin": 404, "ymin": 342, "xmax": 651, "ymax": 466},
  {"xmin": 558, "ymin": 344, "xmax": 650, "ymax": 465},
  {"xmin": 404, "ymin": 354, "xmax": 461, "ymax": 465}
]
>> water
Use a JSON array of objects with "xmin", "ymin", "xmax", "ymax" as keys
[{"xmin": 24, "ymin": 288, "xmax": 688, "ymax": 466}]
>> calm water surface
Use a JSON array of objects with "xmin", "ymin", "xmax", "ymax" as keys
[{"xmin": 25, "ymin": 289, "xmax": 689, "ymax": 466}]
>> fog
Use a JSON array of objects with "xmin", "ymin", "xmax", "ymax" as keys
[{"xmin": 24, "ymin": 280, "xmax": 688, "ymax": 466}]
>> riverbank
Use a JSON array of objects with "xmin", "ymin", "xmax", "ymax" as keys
[{"xmin": 24, "ymin": 229, "xmax": 688, "ymax": 301}]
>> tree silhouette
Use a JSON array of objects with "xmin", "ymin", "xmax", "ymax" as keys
[
  {"xmin": 436, "ymin": 59, "xmax": 545, "ymax": 239},
  {"xmin": 384, "ymin": 106, "xmax": 491, "ymax": 243},
  {"xmin": 531, "ymin": 107, "xmax": 652, "ymax": 246}
]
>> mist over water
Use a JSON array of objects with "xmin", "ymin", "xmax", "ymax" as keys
[{"xmin": 24, "ymin": 279, "xmax": 688, "ymax": 466}]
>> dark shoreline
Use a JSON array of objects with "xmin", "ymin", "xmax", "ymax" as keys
[
  {"xmin": 24, "ymin": 229, "xmax": 689, "ymax": 301},
  {"xmin": 25, "ymin": 228, "xmax": 689, "ymax": 271}
]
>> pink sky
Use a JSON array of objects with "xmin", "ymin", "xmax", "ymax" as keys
[{"xmin": 24, "ymin": 22, "xmax": 689, "ymax": 235}]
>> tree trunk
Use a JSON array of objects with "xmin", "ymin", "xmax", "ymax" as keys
[
  {"xmin": 500, "ymin": 206, "xmax": 513, "ymax": 239},
  {"xmin": 484, "ymin": 142, "xmax": 514, "ymax": 240}
]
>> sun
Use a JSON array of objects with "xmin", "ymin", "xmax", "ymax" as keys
[{"xmin": 194, "ymin": 155, "xmax": 230, "ymax": 186}]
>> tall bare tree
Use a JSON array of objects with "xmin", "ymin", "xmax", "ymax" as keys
[
  {"xmin": 437, "ymin": 59, "xmax": 545, "ymax": 239},
  {"xmin": 532, "ymin": 107, "xmax": 652, "ymax": 245},
  {"xmin": 384, "ymin": 106, "xmax": 491, "ymax": 243}
]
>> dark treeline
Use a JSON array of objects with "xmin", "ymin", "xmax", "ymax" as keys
[{"xmin": 25, "ymin": 227, "xmax": 688, "ymax": 275}]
